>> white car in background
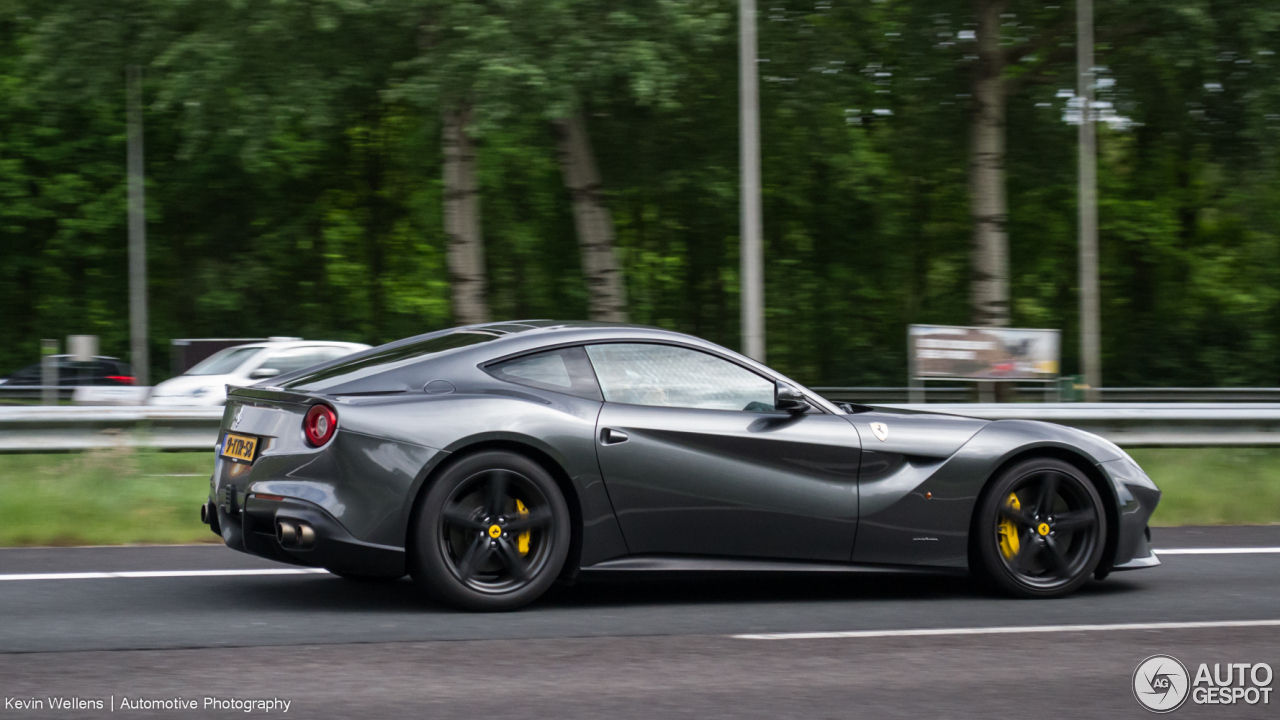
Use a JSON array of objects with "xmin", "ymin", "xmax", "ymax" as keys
[{"xmin": 148, "ymin": 340, "xmax": 370, "ymax": 406}]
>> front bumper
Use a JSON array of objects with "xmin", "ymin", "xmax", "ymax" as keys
[
  {"xmin": 1098, "ymin": 457, "xmax": 1162, "ymax": 574},
  {"xmin": 207, "ymin": 488, "xmax": 404, "ymax": 578}
]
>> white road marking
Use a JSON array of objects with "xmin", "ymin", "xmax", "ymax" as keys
[
  {"xmin": 0, "ymin": 568, "xmax": 330, "ymax": 581},
  {"xmin": 733, "ymin": 619, "xmax": 1280, "ymax": 641},
  {"xmin": 0, "ymin": 547, "xmax": 1272, "ymax": 583},
  {"xmin": 1154, "ymin": 547, "xmax": 1280, "ymax": 555}
]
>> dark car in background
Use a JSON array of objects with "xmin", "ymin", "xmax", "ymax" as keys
[{"xmin": 0, "ymin": 355, "xmax": 135, "ymax": 387}]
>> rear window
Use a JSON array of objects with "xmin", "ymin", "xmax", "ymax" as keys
[
  {"xmin": 280, "ymin": 332, "xmax": 496, "ymax": 392},
  {"xmin": 485, "ymin": 346, "xmax": 603, "ymax": 401}
]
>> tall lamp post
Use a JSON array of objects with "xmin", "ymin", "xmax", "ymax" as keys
[
  {"xmin": 739, "ymin": 0, "xmax": 765, "ymax": 362},
  {"xmin": 1077, "ymin": 0, "xmax": 1100, "ymax": 401},
  {"xmin": 126, "ymin": 65, "xmax": 149, "ymax": 386}
]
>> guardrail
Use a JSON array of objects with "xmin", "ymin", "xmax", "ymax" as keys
[
  {"xmin": 0, "ymin": 406, "xmax": 224, "ymax": 452},
  {"xmin": 0, "ymin": 386, "xmax": 76, "ymax": 402},
  {"xmin": 813, "ymin": 387, "xmax": 974, "ymax": 403},
  {"xmin": 1084, "ymin": 387, "xmax": 1280, "ymax": 402},
  {"xmin": 2, "ymin": 403, "xmax": 1280, "ymax": 452},
  {"xmin": 875, "ymin": 403, "xmax": 1280, "ymax": 447},
  {"xmin": 11, "ymin": 384, "xmax": 1280, "ymax": 405}
]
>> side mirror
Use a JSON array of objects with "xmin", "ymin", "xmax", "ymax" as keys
[
  {"xmin": 249, "ymin": 368, "xmax": 281, "ymax": 380},
  {"xmin": 775, "ymin": 381, "xmax": 810, "ymax": 414}
]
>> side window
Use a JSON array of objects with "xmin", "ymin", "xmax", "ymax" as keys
[
  {"xmin": 10, "ymin": 364, "xmax": 41, "ymax": 383},
  {"xmin": 486, "ymin": 346, "xmax": 603, "ymax": 401},
  {"xmin": 584, "ymin": 343, "xmax": 776, "ymax": 412},
  {"xmin": 59, "ymin": 360, "xmax": 97, "ymax": 385}
]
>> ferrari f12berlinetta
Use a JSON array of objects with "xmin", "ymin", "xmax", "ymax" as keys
[{"xmin": 204, "ymin": 321, "xmax": 1160, "ymax": 610}]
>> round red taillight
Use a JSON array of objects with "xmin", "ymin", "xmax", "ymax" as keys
[{"xmin": 303, "ymin": 404, "xmax": 338, "ymax": 447}]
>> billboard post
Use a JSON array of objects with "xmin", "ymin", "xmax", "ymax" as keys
[
  {"xmin": 907, "ymin": 327, "xmax": 923, "ymax": 403},
  {"xmin": 40, "ymin": 339, "xmax": 58, "ymax": 406}
]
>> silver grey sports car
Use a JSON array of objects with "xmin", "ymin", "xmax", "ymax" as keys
[{"xmin": 203, "ymin": 321, "xmax": 1160, "ymax": 610}]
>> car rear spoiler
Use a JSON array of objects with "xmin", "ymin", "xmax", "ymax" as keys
[{"xmin": 227, "ymin": 385, "xmax": 320, "ymax": 406}]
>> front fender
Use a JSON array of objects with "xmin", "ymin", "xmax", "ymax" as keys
[{"xmin": 851, "ymin": 418, "xmax": 1136, "ymax": 569}]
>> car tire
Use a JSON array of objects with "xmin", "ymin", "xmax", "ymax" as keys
[
  {"xmin": 972, "ymin": 457, "xmax": 1107, "ymax": 599},
  {"xmin": 409, "ymin": 450, "xmax": 571, "ymax": 611}
]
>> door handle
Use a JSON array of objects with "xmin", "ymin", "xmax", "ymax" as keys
[{"xmin": 600, "ymin": 428, "xmax": 629, "ymax": 445}]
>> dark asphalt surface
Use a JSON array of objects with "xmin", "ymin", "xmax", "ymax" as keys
[{"xmin": 1, "ymin": 526, "xmax": 1277, "ymax": 718}]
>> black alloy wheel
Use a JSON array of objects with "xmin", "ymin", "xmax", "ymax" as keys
[
  {"xmin": 410, "ymin": 450, "xmax": 570, "ymax": 611},
  {"xmin": 973, "ymin": 457, "xmax": 1107, "ymax": 598}
]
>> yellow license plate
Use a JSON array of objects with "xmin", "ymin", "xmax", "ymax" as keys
[{"xmin": 221, "ymin": 433, "xmax": 258, "ymax": 463}]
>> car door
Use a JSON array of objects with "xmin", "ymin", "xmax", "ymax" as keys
[{"xmin": 587, "ymin": 342, "xmax": 861, "ymax": 562}]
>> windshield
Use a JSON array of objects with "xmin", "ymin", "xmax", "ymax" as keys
[
  {"xmin": 281, "ymin": 331, "xmax": 497, "ymax": 392},
  {"xmin": 186, "ymin": 347, "xmax": 265, "ymax": 376}
]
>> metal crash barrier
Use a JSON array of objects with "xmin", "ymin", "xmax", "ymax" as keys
[{"xmin": 2, "ymin": 402, "xmax": 1280, "ymax": 452}]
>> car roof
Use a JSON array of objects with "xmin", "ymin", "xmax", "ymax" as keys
[
  {"xmin": 453, "ymin": 320, "xmax": 706, "ymax": 350},
  {"xmin": 257, "ymin": 320, "xmax": 841, "ymax": 414},
  {"xmin": 466, "ymin": 319, "xmax": 665, "ymax": 335},
  {"xmin": 45, "ymin": 355, "xmax": 122, "ymax": 361},
  {"xmin": 457, "ymin": 319, "xmax": 627, "ymax": 334},
  {"xmin": 455, "ymin": 321, "xmax": 841, "ymax": 413},
  {"xmin": 225, "ymin": 340, "xmax": 371, "ymax": 351},
  {"xmin": 340, "ymin": 319, "xmax": 758, "ymax": 364}
]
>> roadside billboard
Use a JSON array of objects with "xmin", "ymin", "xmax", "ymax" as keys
[{"xmin": 909, "ymin": 324, "xmax": 1060, "ymax": 380}]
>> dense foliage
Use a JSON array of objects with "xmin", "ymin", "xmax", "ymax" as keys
[{"xmin": 2, "ymin": 0, "xmax": 1279, "ymax": 386}]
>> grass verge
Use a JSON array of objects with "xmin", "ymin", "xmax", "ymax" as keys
[
  {"xmin": 0, "ymin": 447, "xmax": 1274, "ymax": 547},
  {"xmin": 0, "ymin": 449, "xmax": 216, "ymax": 546},
  {"xmin": 1131, "ymin": 447, "xmax": 1280, "ymax": 526}
]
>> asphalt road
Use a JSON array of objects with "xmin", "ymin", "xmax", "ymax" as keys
[{"xmin": 1, "ymin": 526, "xmax": 1278, "ymax": 718}]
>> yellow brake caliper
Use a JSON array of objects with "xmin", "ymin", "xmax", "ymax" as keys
[
  {"xmin": 516, "ymin": 499, "xmax": 531, "ymax": 556},
  {"xmin": 997, "ymin": 493, "xmax": 1021, "ymax": 559}
]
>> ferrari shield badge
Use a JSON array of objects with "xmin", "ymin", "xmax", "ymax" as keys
[{"xmin": 870, "ymin": 422, "xmax": 889, "ymax": 442}]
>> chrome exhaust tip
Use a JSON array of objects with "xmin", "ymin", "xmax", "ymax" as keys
[
  {"xmin": 277, "ymin": 520, "xmax": 298, "ymax": 547},
  {"xmin": 276, "ymin": 520, "xmax": 315, "ymax": 549},
  {"xmin": 200, "ymin": 502, "xmax": 209, "ymax": 525}
]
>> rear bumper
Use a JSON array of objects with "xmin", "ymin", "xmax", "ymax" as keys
[{"xmin": 207, "ymin": 490, "xmax": 404, "ymax": 578}]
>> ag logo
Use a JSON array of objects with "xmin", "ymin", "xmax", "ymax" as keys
[
  {"xmin": 1134, "ymin": 654, "xmax": 1190, "ymax": 713},
  {"xmin": 870, "ymin": 422, "xmax": 889, "ymax": 442}
]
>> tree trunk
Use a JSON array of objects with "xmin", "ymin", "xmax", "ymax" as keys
[
  {"xmin": 969, "ymin": 0, "xmax": 1010, "ymax": 328},
  {"xmin": 443, "ymin": 104, "xmax": 490, "ymax": 325},
  {"xmin": 553, "ymin": 113, "xmax": 628, "ymax": 322}
]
